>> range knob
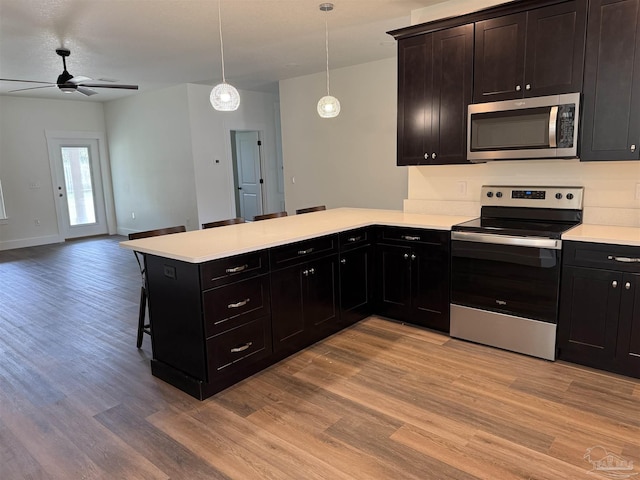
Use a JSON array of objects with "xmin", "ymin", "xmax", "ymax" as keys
[
  {"xmin": 486, "ymin": 191, "xmax": 493, "ymax": 198},
  {"xmin": 555, "ymin": 193, "xmax": 563, "ymax": 200},
  {"xmin": 566, "ymin": 193, "xmax": 574, "ymax": 200},
  {"xmin": 496, "ymin": 191, "xmax": 503, "ymax": 198}
]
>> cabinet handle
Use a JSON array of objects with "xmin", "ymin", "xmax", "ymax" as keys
[
  {"xmin": 227, "ymin": 298, "xmax": 250, "ymax": 309},
  {"xmin": 515, "ymin": 85, "xmax": 521, "ymax": 91},
  {"xmin": 340, "ymin": 258, "xmax": 347, "ymax": 265},
  {"xmin": 303, "ymin": 267, "xmax": 316, "ymax": 276},
  {"xmin": 298, "ymin": 247, "xmax": 314, "ymax": 255},
  {"xmin": 230, "ymin": 342, "xmax": 253, "ymax": 353},
  {"xmin": 612, "ymin": 281, "xmax": 618, "ymax": 288},
  {"xmin": 347, "ymin": 236, "xmax": 362, "ymax": 242},
  {"xmin": 431, "ymin": 153, "xmax": 437, "ymax": 159},
  {"xmin": 625, "ymin": 282, "xmax": 631, "ymax": 290},
  {"xmin": 411, "ymin": 253, "xmax": 416, "ymax": 260},
  {"xmin": 424, "ymin": 153, "xmax": 429, "ymax": 160},
  {"xmin": 309, "ymin": 267, "xmax": 315, "ymax": 275},
  {"xmin": 225, "ymin": 264, "xmax": 248, "ymax": 274},
  {"xmin": 631, "ymin": 144, "xmax": 637, "ymax": 152},
  {"xmin": 608, "ymin": 255, "xmax": 640, "ymax": 263},
  {"xmin": 525, "ymin": 84, "xmax": 531, "ymax": 90},
  {"xmin": 402, "ymin": 235, "xmax": 421, "ymax": 241},
  {"xmin": 403, "ymin": 253, "xmax": 409, "ymax": 259}
]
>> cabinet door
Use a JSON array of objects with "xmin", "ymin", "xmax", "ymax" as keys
[
  {"xmin": 304, "ymin": 256, "xmax": 339, "ymax": 339},
  {"xmin": 376, "ymin": 244, "xmax": 412, "ymax": 321},
  {"xmin": 411, "ymin": 243, "xmax": 450, "ymax": 332},
  {"xmin": 271, "ymin": 265, "xmax": 305, "ymax": 353},
  {"xmin": 581, "ymin": 0, "xmax": 640, "ymax": 161},
  {"xmin": 617, "ymin": 273, "xmax": 640, "ymax": 376},
  {"xmin": 557, "ymin": 266, "xmax": 621, "ymax": 369},
  {"xmin": 524, "ymin": 0, "xmax": 586, "ymax": 97},
  {"xmin": 339, "ymin": 245, "xmax": 373, "ymax": 326},
  {"xmin": 397, "ymin": 34, "xmax": 433, "ymax": 166},
  {"xmin": 431, "ymin": 23, "xmax": 474, "ymax": 165},
  {"xmin": 474, "ymin": 12, "xmax": 527, "ymax": 102}
]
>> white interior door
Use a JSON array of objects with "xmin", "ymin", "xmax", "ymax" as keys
[
  {"xmin": 234, "ymin": 131, "xmax": 263, "ymax": 220},
  {"xmin": 49, "ymin": 138, "xmax": 108, "ymax": 239}
]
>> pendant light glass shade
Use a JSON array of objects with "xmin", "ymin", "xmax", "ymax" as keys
[
  {"xmin": 317, "ymin": 3, "xmax": 339, "ymax": 119},
  {"xmin": 317, "ymin": 95, "xmax": 340, "ymax": 118},
  {"xmin": 211, "ymin": 0, "xmax": 240, "ymax": 111},
  {"xmin": 210, "ymin": 82, "xmax": 240, "ymax": 111}
]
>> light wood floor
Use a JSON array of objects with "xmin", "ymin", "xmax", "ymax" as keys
[{"xmin": 1, "ymin": 236, "xmax": 638, "ymax": 479}]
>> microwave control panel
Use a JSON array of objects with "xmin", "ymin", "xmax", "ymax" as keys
[{"xmin": 557, "ymin": 104, "xmax": 576, "ymax": 148}]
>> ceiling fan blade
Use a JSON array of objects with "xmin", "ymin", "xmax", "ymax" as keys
[
  {"xmin": 0, "ymin": 78, "xmax": 53, "ymax": 85},
  {"xmin": 69, "ymin": 76, "xmax": 93, "ymax": 85},
  {"xmin": 8, "ymin": 85, "xmax": 55, "ymax": 93},
  {"xmin": 76, "ymin": 86, "xmax": 98, "ymax": 96},
  {"xmin": 78, "ymin": 83, "xmax": 139, "ymax": 90}
]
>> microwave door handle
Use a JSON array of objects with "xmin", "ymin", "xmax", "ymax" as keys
[{"xmin": 548, "ymin": 106, "xmax": 558, "ymax": 148}]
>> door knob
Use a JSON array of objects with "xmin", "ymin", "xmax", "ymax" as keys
[
  {"xmin": 612, "ymin": 281, "xmax": 618, "ymax": 288},
  {"xmin": 625, "ymin": 282, "xmax": 631, "ymax": 290},
  {"xmin": 525, "ymin": 84, "xmax": 531, "ymax": 90},
  {"xmin": 515, "ymin": 85, "xmax": 521, "ymax": 91}
]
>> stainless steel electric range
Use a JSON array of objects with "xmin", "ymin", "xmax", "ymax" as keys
[{"xmin": 450, "ymin": 185, "xmax": 584, "ymax": 360}]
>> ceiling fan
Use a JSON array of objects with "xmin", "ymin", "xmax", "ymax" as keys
[{"xmin": 0, "ymin": 48, "xmax": 138, "ymax": 96}]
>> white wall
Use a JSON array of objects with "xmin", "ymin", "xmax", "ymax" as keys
[
  {"xmin": 105, "ymin": 84, "xmax": 283, "ymax": 234},
  {"xmin": 105, "ymin": 84, "xmax": 199, "ymax": 234},
  {"xmin": 0, "ymin": 95, "xmax": 109, "ymax": 249},
  {"xmin": 404, "ymin": 0, "xmax": 640, "ymax": 227},
  {"xmin": 185, "ymin": 84, "xmax": 283, "ymax": 225},
  {"xmin": 279, "ymin": 58, "xmax": 407, "ymax": 212}
]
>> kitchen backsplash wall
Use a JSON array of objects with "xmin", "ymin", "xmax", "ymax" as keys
[{"xmin": 404, "ymin": 161, "xmax": 640, "ymax": 227}]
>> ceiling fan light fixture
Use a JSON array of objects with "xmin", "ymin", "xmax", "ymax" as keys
[
  {"xmin": 317, "ymin": 2, "xmax": 340, "ymax": 119},
  {"xmin": 211, "ymin": 0, "xmax": 240, "ymax": 111}
]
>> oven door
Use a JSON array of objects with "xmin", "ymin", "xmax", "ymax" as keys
[{"xmin": 450, "ymin": 232, "xmax": 562, "ymax": 323}]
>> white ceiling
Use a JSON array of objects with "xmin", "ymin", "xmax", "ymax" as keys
[{"xmin": 0, "ymin": 0, "xmax": 447, "ymax": 102}]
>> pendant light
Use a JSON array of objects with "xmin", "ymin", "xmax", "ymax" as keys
[
  {"xmin": 317, "ymin": 3, "xmax": 340, "ymax": 118},
  {"xmin": 210, "ymin": 0, "xmax": 240, "ymax": 111}
]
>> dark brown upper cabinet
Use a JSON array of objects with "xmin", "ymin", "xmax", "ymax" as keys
[
  {"xmin": 473, "ymin": 0, "xmax": 587, "ymax": 103},
  {"xmin": 396, "ymin": 24, "xmax": 473, "ymax": 166},
  {"xmin": 580, "ymin": 0, "xmax": 640, "ymax": 161}
]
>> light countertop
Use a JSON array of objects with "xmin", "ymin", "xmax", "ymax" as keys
[
  {"xmin": 562, "ymin": 224, "xmax": 640, "ymax": 247},
  {"xmin": 120, "ymin": 208, "xmax": 476, "ymax": 263}
]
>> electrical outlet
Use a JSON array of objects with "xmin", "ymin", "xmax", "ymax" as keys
[
  {"xmin": 131, "ymin": 212, "xmax": 135, "ymax": 219},
  {"xmin": 34, "ymin": 219, "xmax": 41, "ymax": 226},
  {"xmin": 457, "ymin": 181, "xmax": 467, "ymax": 196}
]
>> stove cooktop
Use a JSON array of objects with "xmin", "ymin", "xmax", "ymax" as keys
[
  {"xmin": 452, "ymin": 185, "xmax": 585, "ymax": 239},
  {"xmin": 452, "ymin": 217, "xmax": 580, "ymax": 239}
]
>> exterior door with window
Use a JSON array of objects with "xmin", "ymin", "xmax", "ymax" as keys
[{"xmin": 50, "ymin": 139, "xmax": 108, "ymax": 239}]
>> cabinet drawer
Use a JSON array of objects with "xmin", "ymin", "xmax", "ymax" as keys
[
  {"xmin": 377, "ymin": 227, "xmax": 449, "ymax": 246},
  {"xmin": 270, "ymin": 234, "xmax": 338, "ymax": 269},
  {"xmin": 203, "ymin": 275, "xmax": 271, "ymax": 337},
  {"xmin": 564, "ymin": 242, "xmax": 640, "ymax": 273},
  {"xmin": 339, "ymin": 228, "xmax": 372, "ymax": 251},
  {"xmin": 200, "ymin": 250, "xmax": 269, "ymax": 289},
  {"xmin": 207, "ymin": 317, "xmax": 272, "ymax": 376}
]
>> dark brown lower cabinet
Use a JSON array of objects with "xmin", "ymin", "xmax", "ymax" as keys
[
  {"xmin": 376, "ymin": 227, "xmax": 450, "ymax": 332},
  {"xmin": 339, "ymin": 228, "xmax": 375, "ymax": 327},
  {"xmin": 558, "ymin": 242, "xmax": 640, "ymax": 378},
  {"xmin": 270, "ymin": 254, "xmax": 339, "ymax": 356}
]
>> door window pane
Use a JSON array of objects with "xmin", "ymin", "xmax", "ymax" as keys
[{"xmin": 61, "ymin": 146, "xmax": 96, "ymax": 226}]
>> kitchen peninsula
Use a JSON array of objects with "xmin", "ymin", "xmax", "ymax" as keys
[{"xmin": 120, "ymin": 208, "xmax": 474, "ymax": 399}]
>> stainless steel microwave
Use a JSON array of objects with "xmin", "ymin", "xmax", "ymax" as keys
[{"xmin": 467, "ymin": 92, "xmax": 580, "ymax": 162}]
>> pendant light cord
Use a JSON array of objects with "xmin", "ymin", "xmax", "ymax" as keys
[
  {"xmin": 324, "ymin": 15, "xmax": 330, "ymax": 96},
  {"xmin": 218, "ymin": 0, "xmax": 226, "ymax": 83}
]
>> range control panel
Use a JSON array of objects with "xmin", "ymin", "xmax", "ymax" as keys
[{"xmin": 481, "ymin": 186, "xmax": 584, "ymax": 209}]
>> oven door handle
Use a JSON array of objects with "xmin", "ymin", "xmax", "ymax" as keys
[{"xmin": 451, "ymin": 231, "xmax": 562, "ymax": 250}]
